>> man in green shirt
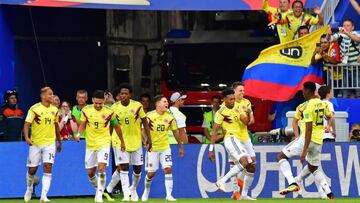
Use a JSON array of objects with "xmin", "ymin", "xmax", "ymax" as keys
[
  {"xmin": 72, "ymin": 89, "xmax": 88, "ymax": 139},
  {"xmin": 202, "ymin": 95, "xmax": 223, "ymax": 143}
]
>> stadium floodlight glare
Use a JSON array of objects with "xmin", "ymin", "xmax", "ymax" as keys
[
  {"xmin": 201, "ymin": 83, "xmax": 210, "ymax": 87},
  {"xmin": 218, "ymin": 83, "xmax": 227, "ymax": 87},
  {"xmin": 54, "ymin": 0, "xmax": 150, "ymax": 6}
]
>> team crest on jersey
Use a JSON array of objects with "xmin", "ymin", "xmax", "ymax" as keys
[
  {"xmin": 102, "ymin": 114, "xmax": 106, "ymax": 119},
  {"xmin": 130, "ymin": 109, "xmax": 135, "ymax": 114},
  {"xmin": 164, "ymin": 119, "xmax": 168, "ymax": 123},
  {"xmin": 242, "ymin": 105, "xmax": 247, "ymax": 111},
  {"xmin": 51, "ymin": 111, "xmax": 55, "ymax": 115}
]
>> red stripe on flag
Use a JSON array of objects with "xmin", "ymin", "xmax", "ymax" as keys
[{"xmin": 244, "ymin": 74, "xmax": 323, "ymax": 101}]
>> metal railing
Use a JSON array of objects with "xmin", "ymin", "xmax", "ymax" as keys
[
  {"xmin": 325, "ymin": 63, "xmax": 360, "ymax": 97},
  {"xmin": 310, "ymin": 0, "xmax": 340, "ymax": 32}
]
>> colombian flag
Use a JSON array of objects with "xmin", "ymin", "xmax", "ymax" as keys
[{"xmin": 242, "ymin": 26, "xmax": 329, "ymax": 101}]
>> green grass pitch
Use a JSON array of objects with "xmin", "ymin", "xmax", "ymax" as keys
[{"xmin": 0, "ymin": 198, "xmax": 359, "ymax": 203}]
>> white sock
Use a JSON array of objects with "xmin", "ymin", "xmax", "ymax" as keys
[
  {"xmin": 144, "ymin": 175, "xmax": 153, "ymax": 191},
  {"xmin": 313, "ymin": 169, "xmax": 331, "ymax": 195},
  {"xmin": 97, "ymin": 172, "xmax": 106, "ymax": 195},
  {"xmin": 241, "ymin": 172, "xmax": 254, "ymax": 197},
  {"xmin": 222, "ymin": 164, "xmax": 243, "ymax": 182},
  {"xmin": 229, "ymin": 164, "xmax": 240, "ymax": 192},
  {"xmin": 296, "ymin": 164, "xmax": 311, "ymax": 182},
  {"xmin": 279, "ymin": 159, "xmax": 295, "ymax": 185},
  {"xmin": 26, "ymin": 172, "xmax": 35, "ymax": 190},
  {"xmin": 120, "ymin": 171, "xmax": 130, "ymax": 196},
  {"xmin": 165, "ymin": 174, "xmax": 173, "ymax": 197},
  {"xmin": 106, "ymin": 170, "xmax": 120, "ymax": 193},
  {"xmin": 89, "ymin": 175, "xmax": 98, "ymax": 189},
  {"xmin": 238, "ymin": 170, "xmax": 246, "ymax": 181},
  {"xmin": 131, "ymin": 172, "xmax": 141, "ymax": 188},
  {"xmin": 41, "ymin": 173, "xmax": 52, "ymax": 198}
]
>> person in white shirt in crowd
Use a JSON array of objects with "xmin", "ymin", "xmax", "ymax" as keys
[
  {"xmin": 318, "ymin": 86, "xmax": 336, "ymax": 142},
  {"xmin": 168, "ymin": 92, "xmax": 188, "ymax": 144}
]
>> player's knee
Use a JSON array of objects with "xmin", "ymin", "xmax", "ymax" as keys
[
  {"xmin": 245, "ymin": 163, "xmax": 256, "ymax": 173},
  {"xmin": 120, "ymin": 164, "xmax": 129, "ymax": 171},
  {"xmin": 87, "ymin": 168, "xmax": 96, "ymax": 177},
  {"xmin": 308, "ymin": 164, "xmax": 318, "ymax": 173},
  {"xmin": 133, "ymin": 165, "xmax": 142, "ymax": 174},
  {"xmin": 163, "ymin": 167, "xmax": 172, "ymax": 174},
  {"xmin": 43, "ymin": 163, "xmax": 52, "ymax": 173},
  {"xmin": 276, "ymin": 152, "xmax": 287, "ymax": 162},
  {"xmin": 147, "ymin": 172, "xmax": 156, "ymax": 179},
  {"xmin": 28, "ymin": 167, "xmax": 37, "ymax": 175}
]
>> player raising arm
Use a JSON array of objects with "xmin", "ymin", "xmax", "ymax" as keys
[
  {"xmin": 141, "ymin": 95, "xmax": 184, "ymax": 202},
  {"xmin": 74, "ymin": 90, "xmax": 124, "ymax": 203},
  {"xmin": 24, "ymin": 87, "xmax": 62, "ymax": 202}
]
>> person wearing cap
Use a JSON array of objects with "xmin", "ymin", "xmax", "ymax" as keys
[
  {"xmin": 0, "ymin": 89, "xmax": 24, "ymax": 141},
  {"xmin": 168, "ymin": 92, "xmax": 188, "ymax": 144}
]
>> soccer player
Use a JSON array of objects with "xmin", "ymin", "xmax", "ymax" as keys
[
  {"xmin": 23, "ymin": 87, "xmax": 62, "ymax": 202},
  {"xmin": 277, "ymin": 82, "xmax": 335, "ymax": 199},
  {"xmin": 141, "ymin": 95, "xmax": 185, "ymax": 202},
  {"xmin": 318, "ymin": 86, "xmax": 336, "ymax": 142},
  {"xmin": 231, "ymin": 82, "xmax": 256, "ymax": 199},
  {"xmin": 209, "ymin": 89, "xmax": 255, "ymax": 200},
  {"xmin": 75, "ymin": 90, "xmax": 125, "ymax": 203},
  {"xmin": 103, "ymin": 83, "xmax": 151, "ymax": 201}
]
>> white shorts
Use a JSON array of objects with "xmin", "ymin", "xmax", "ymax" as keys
[
  {"xmin": 242, "ymin": 139, "xmax": 256, "ymax": 158},
  {"xmin": 224, "ymin": 136, "xmax": 248, "ymax": 164},
  {"xmin": 306, "ymin": 142, "xmax": 322, "ymax": 166},
  {"xmin": 27, "ymin": 144, "xmax": 56, "ymax": 167},
  {"xmin": 113, "ymin": 147, "xmax": 143, "ymax": 166},
  {"xmin": 282, "ymin": 137, "xmax": 304, "ymax": 158},
  {"xmin": 85, "ymin": 146, "xmax": 110, "ymax": 169},
  {"xmin": 145, "ymin": 148, "xmax": 172, "ymax": 172}
]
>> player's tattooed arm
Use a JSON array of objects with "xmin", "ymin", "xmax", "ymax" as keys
[
  {"xmin": 74, "ymin": 121, "xmax": 86, "ymax": 142},
  {"xmin": 55, "ymin": 123, "xmax": 62, "ymax": 152},
  {"xmin": 114, "ymin": 124, "xmax": 125, "ymax": 151},
  {"xmin": 292, "ymin": 117, "xmax": 300, "ymax": 138},
  {"xmin": 301, "ymin": 122, "xmax": 313, "ymax": 164},
  {"xmin": 209, "ymin": 123, "xmax": 221, "ymax": 161},
  {"xmin": 23, "ymin": 122, "xmax": 32, "ymax": 145},
  {"xmin": 141, "ymin": 117, "xmax": 152, "ymax": 151},
  {"xmin": 173, "ymin": 129, "xmax": 184, "ymax": 158}
]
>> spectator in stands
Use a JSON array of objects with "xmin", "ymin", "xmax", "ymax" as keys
[
  {"xmin": 318, "ymin": 86, "xmax": 336, "ymax": 142},
  {"xmin": 297, "ymin": 25, "xmax": 309, "ymax": 38},
  {"xmin": 169, "ymin": 92, "xmax": 189, "ymax": 144},
  {"xmin": 349, "ymin": 123, "xmax": 360, "ymax": 142},
  {"xmin": 327, "ymin": 19, "xmax": 360, "ymax": 97},
  {"xmin": 140, "ymin": 93, "xmax": 151, "ymax": 113},
  {"xmin": 0, "ymin": 90, "xmax": 24, "ymax": 141},
  {"xmin": 59, "ymin": 101, "xmax": 78, "ymax": 140},
  {"xmin": 262, "ymin": 0, "xmax": 292, "ymax": 43},
  {"xmin": 284, "ymin": 0, "xmax": 323, "ymax": 40},
  {"xmin": 52, "ymin": 95, "xmax": 60, "ymax": 109},
  {"xmin": 72, "ymin": 89, "xmax": 88, "ymax": 139},
  {"xmin": 312, "ymin": 34, "xmax": 341, "ymax": 89},
  {"xmin": 104, "ymin": 90, "xmax": 115, "ymax": 106},
  {"xmin": 350, "ymin": 0, "xmax": 360, "ymax": 15},
  {"xmin": 202, "ymin": 95, "xmax": 223, "ymax": 144},
  {"xmin": 327, "ymin": 19, "xmax": 360, "ymax": 64}
]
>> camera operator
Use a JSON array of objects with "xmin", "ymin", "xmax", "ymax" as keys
[{"xmin": 349, "ymin": 123, "xmax": 360, "ymax": 142}]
